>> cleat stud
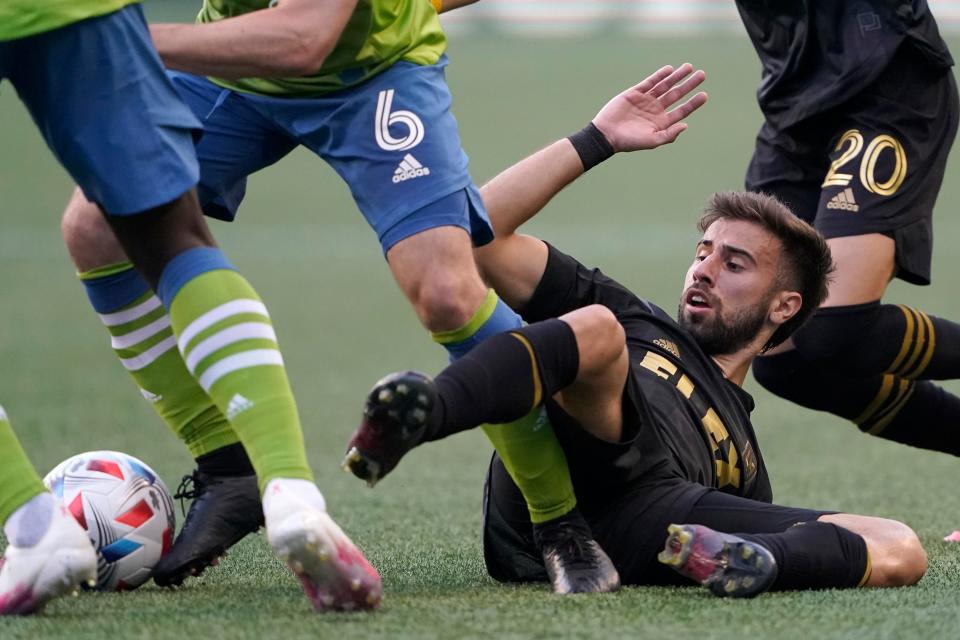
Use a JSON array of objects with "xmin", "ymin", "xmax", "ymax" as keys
[
  {"xmin": 677, "ymin": 530, "xmax": 692, "ymax": 545},
  {"xmin": 351, "ymin": 579, "xmax": 362, "ymax": 591},
  {"xmin": 318, "ymin": 550, "xmax": 330, "ymax": 561},
  {"xmin": 377, "ymin": 389, "xmax": 393, "ymax": 404},
  {"xmin": 666, "ymin": 524, "xmax": 682, "ymax": 535},
  {"xmin": 724, "ymin": 579, "xmax": 737, "ymax": 593},
  {"xmin": 87, "ymin": 579, "xmax": 96, "ymax": 588},
  {"xmin": 366, "ymin": 593, "xmax": 378, "ymax": 605},
  {"xmin": 741, "ymin": 546, "xmax": 754, "ymax": 560},
  {"xmin": 396, "ymin": 383, "xmax": 409, "ymax": 395},
  {"xmin": 743, "ymin": 577, "xmax": 755, "ymax": 589}
]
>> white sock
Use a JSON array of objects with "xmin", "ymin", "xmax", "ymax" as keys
[
  {"xmin": 263, "ymin": 478, "xmax": 326, "ymax": 514},
  {"xmin": 3, "ymin": 492, "xmax": 55, "ymax": 548}
]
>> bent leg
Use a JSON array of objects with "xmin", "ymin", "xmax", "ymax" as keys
[{"xmin": 819, "ymin": 513, "xmax": 926, "ymax": 587}]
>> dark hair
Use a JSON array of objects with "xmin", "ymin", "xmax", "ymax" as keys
[{"xmin": 697, "ymin": 191, "xmax": 834, "ymax": 351}]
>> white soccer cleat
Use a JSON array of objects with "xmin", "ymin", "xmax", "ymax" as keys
[
  {"xmin": 263, "ymin": 479, "xmax": 382, "ymax": 612},
  {"xmin": 0, "ymin": 503, "xmax": 97, "ymax": 615}
]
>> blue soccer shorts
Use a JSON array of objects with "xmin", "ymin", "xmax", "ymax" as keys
[
  {"xmin": 167, "ymin": 56, "xmax": 492, "ymax": 252},
  {"xmin": 0, "ymin": 5, "xmax": 201, "ymax": 216}
]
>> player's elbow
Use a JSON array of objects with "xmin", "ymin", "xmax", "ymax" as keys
[{"xmin": 281, "ymin": 36, "xmax": 333, "ymax": 76}]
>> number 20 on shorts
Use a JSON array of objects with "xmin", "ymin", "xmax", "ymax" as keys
[{"xmin": 822, "ymin": 129, "xmax": 907, "ymax": 196}]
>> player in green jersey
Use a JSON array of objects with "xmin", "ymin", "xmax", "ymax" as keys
[
  {"xmin": 60, "ymin": 0, "xmax": 604, "ymax": 593},
  {"xmin": 1, "ymin": 0, "xmax": 381, "ymax": 614}
]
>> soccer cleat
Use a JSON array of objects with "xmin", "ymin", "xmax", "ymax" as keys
[
  {"xmin": 532, "ymin": 509, "xmax": 620, "ymax": 595},
  {"xmin": 0, "ymin": 503, "xmax": 97, "ymax": 615},
  {"xmin": 657, "ymin": 524, "xmax": 777, "ymax": 598},
  {"xmin": 342, "ymin": 371, "xmax": 436, "ymax": 487},
  {"xmin": 264, "ymin": 480, "xmax": 382, "ymax": 612},
  {"xmin": 153, "ymin": 471, "xmax": 263, "ymax": 587}
]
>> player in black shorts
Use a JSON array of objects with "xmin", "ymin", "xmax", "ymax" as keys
[
  {"xmin": 739, "ymin": 2, "xmax": 960, "ymax": 463},
  {"xmin": 343, "ymin": 67, "xmax": 927, "ymax": 597}
]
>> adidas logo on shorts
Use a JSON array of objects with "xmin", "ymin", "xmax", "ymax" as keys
[
  {"xmin": 393, "ymin": 153, "xmax": 431, "ymax": 183},
  {"xmin": 826, "ymin": 187, "xmax": 859, "ymax": 212}
]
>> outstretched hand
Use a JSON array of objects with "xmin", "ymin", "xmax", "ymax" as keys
[{"xmin": 593, "ymin": 64, "xmax": 708, "ymax": 152}]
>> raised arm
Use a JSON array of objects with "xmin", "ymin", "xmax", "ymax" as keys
[
  {"xmin": 150, "ymin": 0, "xmax": 358, "ymax": 78},
  {"xmin": 475, "ymin": 64, "xmax": 708, "ymax": 309}
]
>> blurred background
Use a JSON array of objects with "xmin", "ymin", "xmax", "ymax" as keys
[{"xmin": 2, "ymin": 2, "xmax": 960, "ymax": 635}]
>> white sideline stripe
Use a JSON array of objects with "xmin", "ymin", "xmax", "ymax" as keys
[
  {"xmin": 184, "ymin": 322, "xmax": 278, "ymax": 374},
  {"xmin": 177, "ymin": 299, "xmax": 269, "ymax": 354},
  {"xmin": 120, "ymin": 336, "xmax": 177, "ymax": 371},
  {"xmin": 99, "ymin": 296, "xmax": 163, "ymax": 327},
  {"xmin": 198, "ymin": 349, "xmax": 284, "ymax": 392},
  {"xmin": 111, "ymin": 315, "xmax": 172, "ymax": 350}
]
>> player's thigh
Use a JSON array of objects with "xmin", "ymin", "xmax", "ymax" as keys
[
  {"xmin": 166, "ymin": 72, "xmax": 298, "ymax": 222},
  {"xmin": 745, "ymin": 121, "xmax": 826, "ymax": 224},
  {"xmin": 4, "ymin": 5, "xmax": 199, "ymax": 216},
  {"xmin": 282, "ymin": 57, "xmax": 494, "ymax": 253},
  {"xmin": 814, "ymin": 50, "xmax": 958, "ymax": 289}
]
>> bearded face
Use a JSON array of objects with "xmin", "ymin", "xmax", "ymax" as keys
[{"xmin": 677, "ymin": 284, "xmax": 775, "ymax": 355}]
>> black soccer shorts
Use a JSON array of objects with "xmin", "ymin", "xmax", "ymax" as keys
[{"xmin": 746, "ymin": 44, "xmax": 959, "ymax": 285}]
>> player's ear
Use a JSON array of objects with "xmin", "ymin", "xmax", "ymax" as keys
[{"xmin": 769, "ymin": 290, "xmax": 802, "ymax": 327}]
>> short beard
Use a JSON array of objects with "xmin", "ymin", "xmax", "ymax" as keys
[{"xmin": 678, "ymin": 300, "xmax": 770, "ymax": 356}]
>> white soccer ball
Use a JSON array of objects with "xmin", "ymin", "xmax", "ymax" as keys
[{"xmin": 43, "ymin": 451, "xmax": 175, "ymax": 591}]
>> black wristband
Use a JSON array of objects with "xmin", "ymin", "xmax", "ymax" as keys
[{"xmin": 567, "ymin": 122, "xmax": 614, "ymax": 172}]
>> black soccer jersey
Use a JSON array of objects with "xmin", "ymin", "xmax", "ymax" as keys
[
  {"xmin": 517, "ymin": 244, "xmax": 772, "ymax": 506},
  {"xmin": 736, "ymin": 0, "xmax": 953, "ymax": 128}
]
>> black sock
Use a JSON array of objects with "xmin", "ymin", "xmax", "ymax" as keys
[
  {"xmin": 868, "ymin": 380, "xmax": 960, "ymax": 455},
  {"xmin": 425, "ymin": 318, "xmax": 580, "ymax": 441},
  {"xmin": 792, "ymin": 301, "xmax": 960, "ymax": 379},
  {"xmin": 195, "ymin": 443, "xmax": 255, "ymax": 477},
  {"xmin": 740, "ymin": 522, "xmax": 868, "ymax": 590},
  {"xmin": 754, "ymin": 350, "xmax": 960, "ymax": 455}
]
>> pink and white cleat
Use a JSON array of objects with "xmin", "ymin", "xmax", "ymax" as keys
[
  {"xmin": 263, "ymin": 479, "xmax": 382, "ymax": 612},
  {"xmin": 0, "ymin": 502, "xmax": 97, "ymax": 615}
]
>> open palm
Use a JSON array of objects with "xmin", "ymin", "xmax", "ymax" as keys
[{"xmin": 593, "ymin": 64, "xmax": 708, "ymax": 152}]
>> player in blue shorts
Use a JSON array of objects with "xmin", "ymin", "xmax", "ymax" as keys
[
  {"xmin": 0, "ymin": 1, "xmax": 381, "ymax": 614},
  {"xmin": 59, "ymin": 0, "xmax": 610, "ymax": 593}
]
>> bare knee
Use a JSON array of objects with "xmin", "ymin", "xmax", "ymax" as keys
[
  {"xmin": 387, "ymin": 228, "xmax": 489, "ymax": 332},
  {"xmin": 409, "ymin": 271, "xmax": 488, "ymax": 331},
  {"xmin": 872, "ymin": 521, "xmax": 927, "ymax": 586},
  {"xmin": 561, "ymin": 305, "xmax": 626, "ymax": 375},
  {"xmin": 61, "ymin": 188, "xmax": 128, "ymax": 271},
  {"xmin": 820, "ymin": 514, "xmax": 927, "ymax": 587}
]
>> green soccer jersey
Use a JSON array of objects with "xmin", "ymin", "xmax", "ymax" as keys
[
  {"xmin": 199, "ymin": 0, "xmax": 446, "ymax": 97},
  {"xmin": 0, "ymin": 0, "xmax": 139, "ymax": 42}
]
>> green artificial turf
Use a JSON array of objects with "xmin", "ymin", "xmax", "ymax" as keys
[{"xmin": 2, "ymin": 27, "xmax": 960, "ymax": 639}]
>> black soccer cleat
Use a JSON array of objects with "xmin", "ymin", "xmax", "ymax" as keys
[
  {"xmin": 152, "ymin": 471, "xmax": 264, "ymax": 587},
  {"xmin": 657, "ymin": 524, "xmax": 778, "ymax": 598},
  {"xmin": 342, "ymin": 371, "xmax": 436, "ymax": 487},
  {"xmin": 533, "ymin": 509, "xmax": 621, "ymax": 595}
]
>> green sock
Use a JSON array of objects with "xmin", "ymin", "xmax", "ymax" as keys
[
  {"xmin": 433, "ymin": 290, "xmax": 577, "ymax": 524},
  {"xmin": 0, "ymin": 406, "xmax": 47, "ymax": 525},
  {"xmin": 82, "ymin": 263, "xmax": 238, "ymax": 458},
  {"xmin": 482, "ymin": 411, "xmax": 577, "ymax": 524},
  {"xmin": 169, "ymin": 270, "xmax": 312, "ymax": 491}
]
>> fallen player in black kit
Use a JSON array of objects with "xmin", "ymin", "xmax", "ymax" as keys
[{"xmin": 345, "ymin": 65, "xmax": 927, "ymax": 596}]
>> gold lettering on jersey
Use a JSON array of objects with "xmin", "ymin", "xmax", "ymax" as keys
[
  {"xmin": 639, "ymin": 350, "xmax": 742, "ymax": 489},
  {"xmin": 653, "ymin": 338, "xmax": 680, "ymax": 358},
  {"xmin": 702, "ymin": 409, "xmax": 741, "ymax": 489},
  {"xmin": 639, "ymin": 351, "xmax": 676, "ymax": 380}
]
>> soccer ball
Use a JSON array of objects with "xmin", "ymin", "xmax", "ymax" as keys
[{"xmin": 42, "ymin": 451, "xmax": 175, "ymax": 591}]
